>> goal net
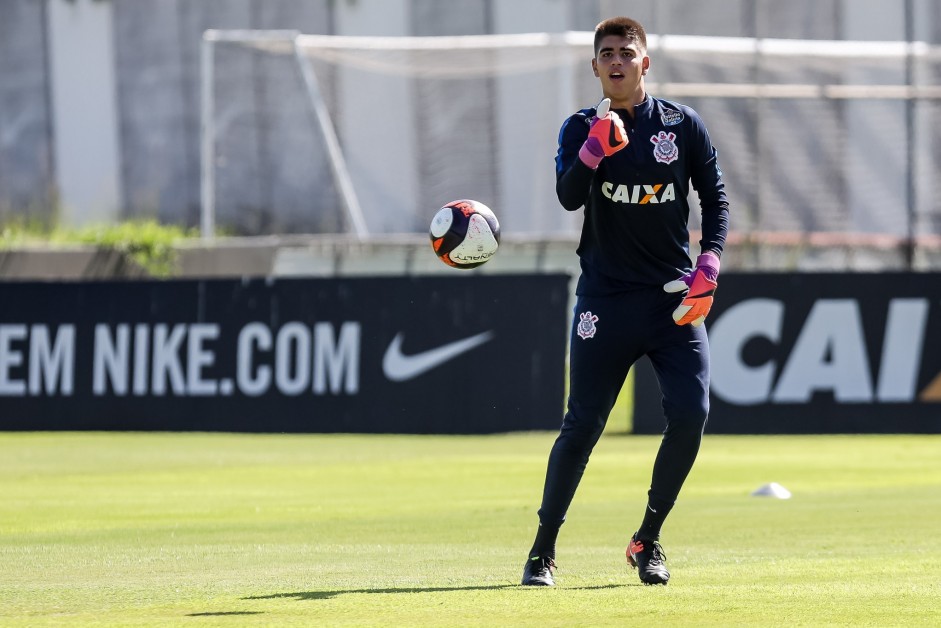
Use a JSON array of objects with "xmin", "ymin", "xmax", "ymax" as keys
[{"xmin": 200, "ymin": 30, "xmax": 941, "ymax": 258}]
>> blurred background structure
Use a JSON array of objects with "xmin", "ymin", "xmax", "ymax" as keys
[{"xmin": 2, "ymin": 0, "xmax": 940, "ymax": 273}]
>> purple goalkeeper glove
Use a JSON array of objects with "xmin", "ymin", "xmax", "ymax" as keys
[
  {"xmin": 663, "ymin": 251, "xmax": 720, "ymax": 327},
  {"xmin": 579, "ymin": 98, "xmax": 628, "ymax": 169}
]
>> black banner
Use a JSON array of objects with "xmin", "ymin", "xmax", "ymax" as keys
[
  {"xmin": 0, "ymin": 275, "xmax": 569, "ymax": 433},
  {"xmin": 634, "ymin": 273, "xmax": 941, "ymax": 434}
]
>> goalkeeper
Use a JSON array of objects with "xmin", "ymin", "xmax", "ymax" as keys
[{"xmin": 521, "ymin": 16, "xmax": 729, "ymax": 587}]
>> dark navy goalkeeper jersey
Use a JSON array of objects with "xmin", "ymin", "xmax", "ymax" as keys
[{"xmin": 556, "ymin": 95, "xmax": 729, "ymax": 296}]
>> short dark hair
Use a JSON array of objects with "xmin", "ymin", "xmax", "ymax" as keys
[{"xmin": 594, "ymin": 17, "xmax": 647, "ymax": 56}]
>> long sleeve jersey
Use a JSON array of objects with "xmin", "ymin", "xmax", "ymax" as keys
[{"xmin": 556, "ymin": 95, "xmax": 729, "ymax": 296}]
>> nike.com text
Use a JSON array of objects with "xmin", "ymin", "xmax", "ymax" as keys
[{"xmin": 0, "ymin": 322, "xmax": 361, "ymax": 397}]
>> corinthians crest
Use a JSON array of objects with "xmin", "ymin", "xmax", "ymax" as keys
[
  {"xmin": 650, "ymin": 131, "xmax": 679, "ymax": 164},
  {"xmin": 576, "ymin": 311, "xmax": 599, "ymax": 339}
]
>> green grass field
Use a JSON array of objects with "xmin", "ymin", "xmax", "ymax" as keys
[{"xmin": 1, "ymin": 432, "xmax": 939, "ymax": 626}]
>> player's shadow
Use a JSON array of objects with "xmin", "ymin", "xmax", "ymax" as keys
[
  {"xmin": 186, "ymin": 611, "xmax": 264, "ymax": 616},
  {"xmin": 245, "ymin": 583, "xmax": 626, "ymax": 601}
]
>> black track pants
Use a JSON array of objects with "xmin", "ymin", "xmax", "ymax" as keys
[{"xmin": 537, "ymin": 286, "xmax": 710, "ymax": 528}]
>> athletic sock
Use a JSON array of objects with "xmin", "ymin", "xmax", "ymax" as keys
[
  {"xmin": 528, "ymin": 522, "xmax": 560, "ymax": 560},
  {"xmin": 635, "ymin": 499, "xmax": 672, "ymax": 541}
]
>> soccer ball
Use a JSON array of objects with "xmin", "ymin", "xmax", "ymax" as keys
[{"xmin": 429, "ymin": 199, "xmax": 501, "ymax": 269}]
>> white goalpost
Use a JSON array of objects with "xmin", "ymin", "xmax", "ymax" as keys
[
  {"xmin": 199, "ymin": 30, "xmax": 941, "ymax": 252},
  {"xmin": 200, "ymin": 29, "xmax": 367, "ymax": 241}
]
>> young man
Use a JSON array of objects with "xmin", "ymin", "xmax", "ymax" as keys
[{"xmin": 521, "ymin": 17, "xmax": 729, "ymax": 587}]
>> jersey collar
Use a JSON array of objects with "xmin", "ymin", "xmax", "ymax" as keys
[{"xmin": 634, "ymin": 95, "xmax": 654, "ymax": 118}]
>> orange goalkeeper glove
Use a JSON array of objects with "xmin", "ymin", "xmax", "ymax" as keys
[
  {"xmin": 578, "ymin": 98, "xmax": 628, "ymax": 169},
  {"xmin": 663, "ymin": 252, "xmax": 720, "ymax": 327}
]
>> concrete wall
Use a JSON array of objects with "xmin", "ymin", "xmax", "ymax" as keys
[
  {"xmin": 0, "ymin": 1, "xmax": 53, "ymax": 220},
  {"xmin": 2, "ymin": 235, "xmax": 941, "ymax": 282}
]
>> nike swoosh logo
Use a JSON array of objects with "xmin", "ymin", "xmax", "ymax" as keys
[
  {"xmin": 607, "ymin": 120, "xmax": 621, "ymax": 149},
  {"xmin": 382, "ymin": 331, "xmax": 494, "ymax": 382}
]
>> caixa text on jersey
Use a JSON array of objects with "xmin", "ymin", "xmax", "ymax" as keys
[{"xmin": 600, "ymin": 181, "xmax": 676, "ymax": 204}]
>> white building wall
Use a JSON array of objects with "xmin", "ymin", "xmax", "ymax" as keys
[{"xmin": 47, "ymin": 0, "xmax": 122, "ymax": 225}]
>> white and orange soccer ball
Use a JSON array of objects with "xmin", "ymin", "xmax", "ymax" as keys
[{"xmin": 429, "ymin": 199, "xmax": 500, "ymax": 269}]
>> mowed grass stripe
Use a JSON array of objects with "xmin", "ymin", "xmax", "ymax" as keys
[{"xmin": 0, "ymin": 432, "xmax": 939, "ymax": 626}]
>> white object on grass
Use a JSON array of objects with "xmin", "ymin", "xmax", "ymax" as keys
[{"xmin": 751, "ymin": 482, "xmax": 792, "ymax": 499}]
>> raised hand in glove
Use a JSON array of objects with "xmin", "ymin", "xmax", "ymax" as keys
[
  {"xmin": 578, "ymin": 98, "xmax": 628, "ymax": 169},
  {"xmin": 663, "ymin": 252, "xmax": 720, "ymax": 327}
]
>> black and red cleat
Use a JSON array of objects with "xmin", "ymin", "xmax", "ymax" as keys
[{"xmin": 627, "ymin": 535, "xmax": 670, "ymax": 585}]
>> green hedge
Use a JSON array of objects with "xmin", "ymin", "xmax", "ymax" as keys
[{"xmin": 0, "ymin": 220, "xmax": 197, "ymax": 277}]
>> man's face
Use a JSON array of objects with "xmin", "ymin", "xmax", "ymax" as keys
[{"xmin": 592, "ymin": 35, "xmax": 649, "ymax": 101}]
